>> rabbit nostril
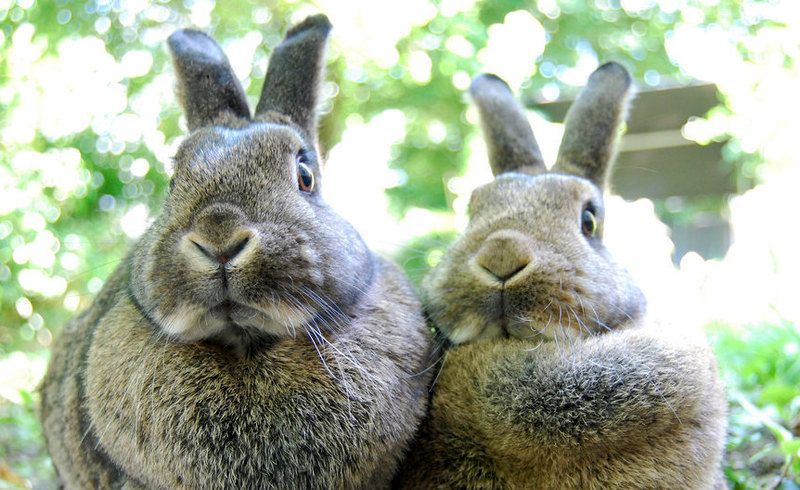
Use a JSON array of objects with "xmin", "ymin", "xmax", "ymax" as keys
[
  {"xmin": 228, "ymin": 236, "xmax": 250, "ymax": 258},
  {"xmin": 480, "ymin": 263, "xmax": 528, "ymax": 281},
  {"xmin": 189, "ymin": 234, "xmax": 252, "ymax": 265},
  {"xmin": 477, "ymin": 256, "xmax": 530, "ymax": 281},
  {"xmin": 218, "ymin": 236, "xmax": 250, "ymax": 264},
  {"xmin": 192, "ymin": 240, "xmax": 216, "ymax": 261}
]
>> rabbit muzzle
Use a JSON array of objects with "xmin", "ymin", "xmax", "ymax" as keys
[
  {"xmin": 468, "ymin": 231, "xmax": 591, "ymax": 343},
  {"xmin": 427, "ymin": 221, "xmax": 616, "ymax": 345},
  {"xmin": 148, "ymin": 203, "xmax": 320, "ymax": 346}
]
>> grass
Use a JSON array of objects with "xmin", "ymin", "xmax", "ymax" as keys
[
  {"xmin": 0, "ymin": 382, "xmax": 56, "ymax": 489},
  {"xmin": 0, "ymin": 321, "xmax": 798, "ymax": 488},
  {"xmin": 709, "ymin": 320, "xmax": 800, "ymax": 489}
]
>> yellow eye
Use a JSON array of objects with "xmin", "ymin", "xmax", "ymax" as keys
[
  {"xmin": 581, "ymin": 208, "xmax": 597, "ymax": 237},
  {"xmin": 297, "ymin": 157, "xmax": 314, "ymax": 192}
]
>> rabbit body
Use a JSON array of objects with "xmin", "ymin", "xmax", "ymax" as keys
[
  {"xmin": 41, "ymin": 15, "xmax": 432, "ymax": 489},
  {"xmin": 394, "ymin": 64, "xmax": 727, "ymax": 489},
  {"xmin": 397, "ymin": 327, "xmax": 727, "ymax": 489},
  {"xmin": 42, "ymin": 255, "xmax": 428, "ymax": 489}
]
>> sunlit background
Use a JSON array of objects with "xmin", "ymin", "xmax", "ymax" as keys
[{"xmin": 1, "ymin": 0, "xmax": 799, "ymax": 487}]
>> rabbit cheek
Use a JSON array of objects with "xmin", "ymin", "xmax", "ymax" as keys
[
  {"xmin": 221, "ymin": 242, "xmax": 321, "ymax": 334},
  {"xmin": 500, "ymin": 269, "xmax": 591, "ymax": 342},
  {"xmin": 296, "ymin": 243, "xmax": 325, "ymax": 286}
]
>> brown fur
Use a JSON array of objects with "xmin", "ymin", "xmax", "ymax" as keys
[
  {"xmin": 41, "ymin": 15, "xmax": 432, "ymax": 489},
  {"xmin": 394, "ymin": 64, "xmax": 727, "ymax": 489}
]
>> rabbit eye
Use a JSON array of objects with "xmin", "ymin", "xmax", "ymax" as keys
[
  {"xmin": 581, "ymin": 208, "xmax": 597, "ymax": 237},
  {"xmin": 297, "ymin": 155, "xmax": 314, "ymax": 192}
]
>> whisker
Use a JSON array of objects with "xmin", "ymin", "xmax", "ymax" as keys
[
  {"xmin": 522, "ymin": 338, "xmax": 546, "ymax": 352},
  {"xmin": 566, "ymin": 304, "xmax": 591, "ymax": 339},
  {"xmin": 429, "ymin": 348, "xmax": 449, "ymax": 391},
  {"xmin": 609, "ymin": 302, "xmax": 634, "ymax": 323},
  {"xmin": 296, "ymin": 288, "xmax": 385, "ymax": 399},
  {"xmin": 646, "ymin": 369, "xmax": 682, "ymax": 424},
  {"xmin": 586, "ymin": 301, "xmax": 614, "ymax": 333}
]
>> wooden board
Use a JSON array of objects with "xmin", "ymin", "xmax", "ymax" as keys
[
  {"xmin": 530, "ymin": 83, "xmax": 720, "ymax": 134},
  {"xmin": 532, "ymin": 83, "xmax": 739, "ymax": 261}
]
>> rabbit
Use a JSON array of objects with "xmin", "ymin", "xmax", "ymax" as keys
[
  {"xmin": 40, "ymin": 14, "xmax": 433, "ymax": 489},
  {"xmin": 393, "ymin": 63, "xmax": 728, "ymax": 489}
]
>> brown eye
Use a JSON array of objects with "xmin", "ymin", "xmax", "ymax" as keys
[
  {"xmin": 297, "ymin": 155, "xmax": 314, "ymax": 192},
  {"xmin": 581, "ymin": 208, "xmax": 597, "ymax": 237}
]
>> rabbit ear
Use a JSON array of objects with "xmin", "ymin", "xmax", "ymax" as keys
[
  {"xmin": 255, "ymin": 14, "xmax": 332, "ymax": 144},
  {"xmin": 552, "ymin": 62, "xmax": 633, "ymax": 189},
  {"xmin": 168, "ymin": 29, "xmax": 251, "ymax": 131},
  {"xmin": 470, "ymin": 74, "xmax": 546, "ymax": 176}
]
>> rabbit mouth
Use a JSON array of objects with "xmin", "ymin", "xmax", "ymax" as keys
[
  {"xmin": 502, "ymin": 289, "xmax": 617, "ymax": 342},
  {"xmin": 484, "ymin": 295, "xmax": 588, "ymax": 343},
  {"xmin": 445, "ymin": 288, "xmax": 595, "ymax": 344},
  {"xmin": 442, "ymin": 299, "xmax": 588, "ymax": 345}
]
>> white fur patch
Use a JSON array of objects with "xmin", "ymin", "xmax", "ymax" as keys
[
  {"xmin": 156, "ymin": 300, "xmax": 315, "ymax": 342},
  {"xmin": 231, "ymin": 302, "xmax": 314, "ymax": 337},
  {"xmin": 447, "ymin": 312, "xmax": 503, "ymax": 344},
  {"xmin": 156, "ymin": 303, "xmax": 226, "ymax": 342}
]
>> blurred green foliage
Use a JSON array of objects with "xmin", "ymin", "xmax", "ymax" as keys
[
  {"xmin": 1, "ymin": 0, "xmax": 798, "ymax": 487},
  {"xmin": 0, "ymin": 0, "xmax": 714, "ymax": 357},
  {"xmin": 0, "ymin": 382, "xmax": 53, "ymax": 487},
  {"xmin": 709, "ymin": 322, "xmax": 800, "ymax": 488}
]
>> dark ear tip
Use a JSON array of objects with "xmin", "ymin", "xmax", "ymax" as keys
[
  {"xmin": 470, "ymin": 73, "xmax": 512, "ymax": 97},
  {"xmin": 168, "ymin": 29, "xmax": 208, "ymax": 49},
  {"xmin": 167, "ymin": 29, "xmax": 225, "ymax": 64},
  {"xmin": 285, "ymin": 14, "xmax": 332, "ymax": 40},
  {"xmin": 592, "ymin": 62, "xmax": 632, "ymax": 89}
]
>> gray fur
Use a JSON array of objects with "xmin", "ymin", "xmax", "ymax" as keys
[
  {"xmin": 394, "ymin": 63, "xmax": 727, "ymax": 489},
  {"xmin": 41, "ymin": 15, "xmax": 432, "ymax": 489},
  {"xmin": 168, "ymin": 29, "xmax": 251, "ymax": 131},
  {"xmin": 470, "ymin": 74, "xmax": 546, "ymax": 176},
  {"xmin": 255, "ymin": 14, "xmax": 331, "ymax": 145},
  {"xmin": 552, "ymin": 62, "xmax": 632, "ymax": 189}
]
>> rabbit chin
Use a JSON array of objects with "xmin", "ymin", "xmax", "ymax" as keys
[
  {"xmin": 154, "ymin": 300, "xmax": 313, "ymax": 343},
  {"xmin": 443, "ymin": 313, "xmax": 589, "ymax": 345},
  {"xmin": 444, "ymin": 312, "xmax": 504, "ymax": 345}
]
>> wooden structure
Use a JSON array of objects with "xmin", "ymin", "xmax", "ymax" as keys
[{"xmin": 534, "ymin": 83, "xmax": 746, "ymax": 263}]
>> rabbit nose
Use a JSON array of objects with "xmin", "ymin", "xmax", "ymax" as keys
[
  {"xmin": 474, "ymin": 230, "xmax": 533, "ymax": 281},
  {"xmin": 187, "ymin": 231, "xmax": 254, "ymax": 266}
]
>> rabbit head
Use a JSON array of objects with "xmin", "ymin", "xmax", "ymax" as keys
[
  {"xmin": 423, "ymin": 63, "xmax": 646, "ymax": 345},
  {"xmin": 129, "ymin": 16, "xmax": 374, "ymax": 349}
]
